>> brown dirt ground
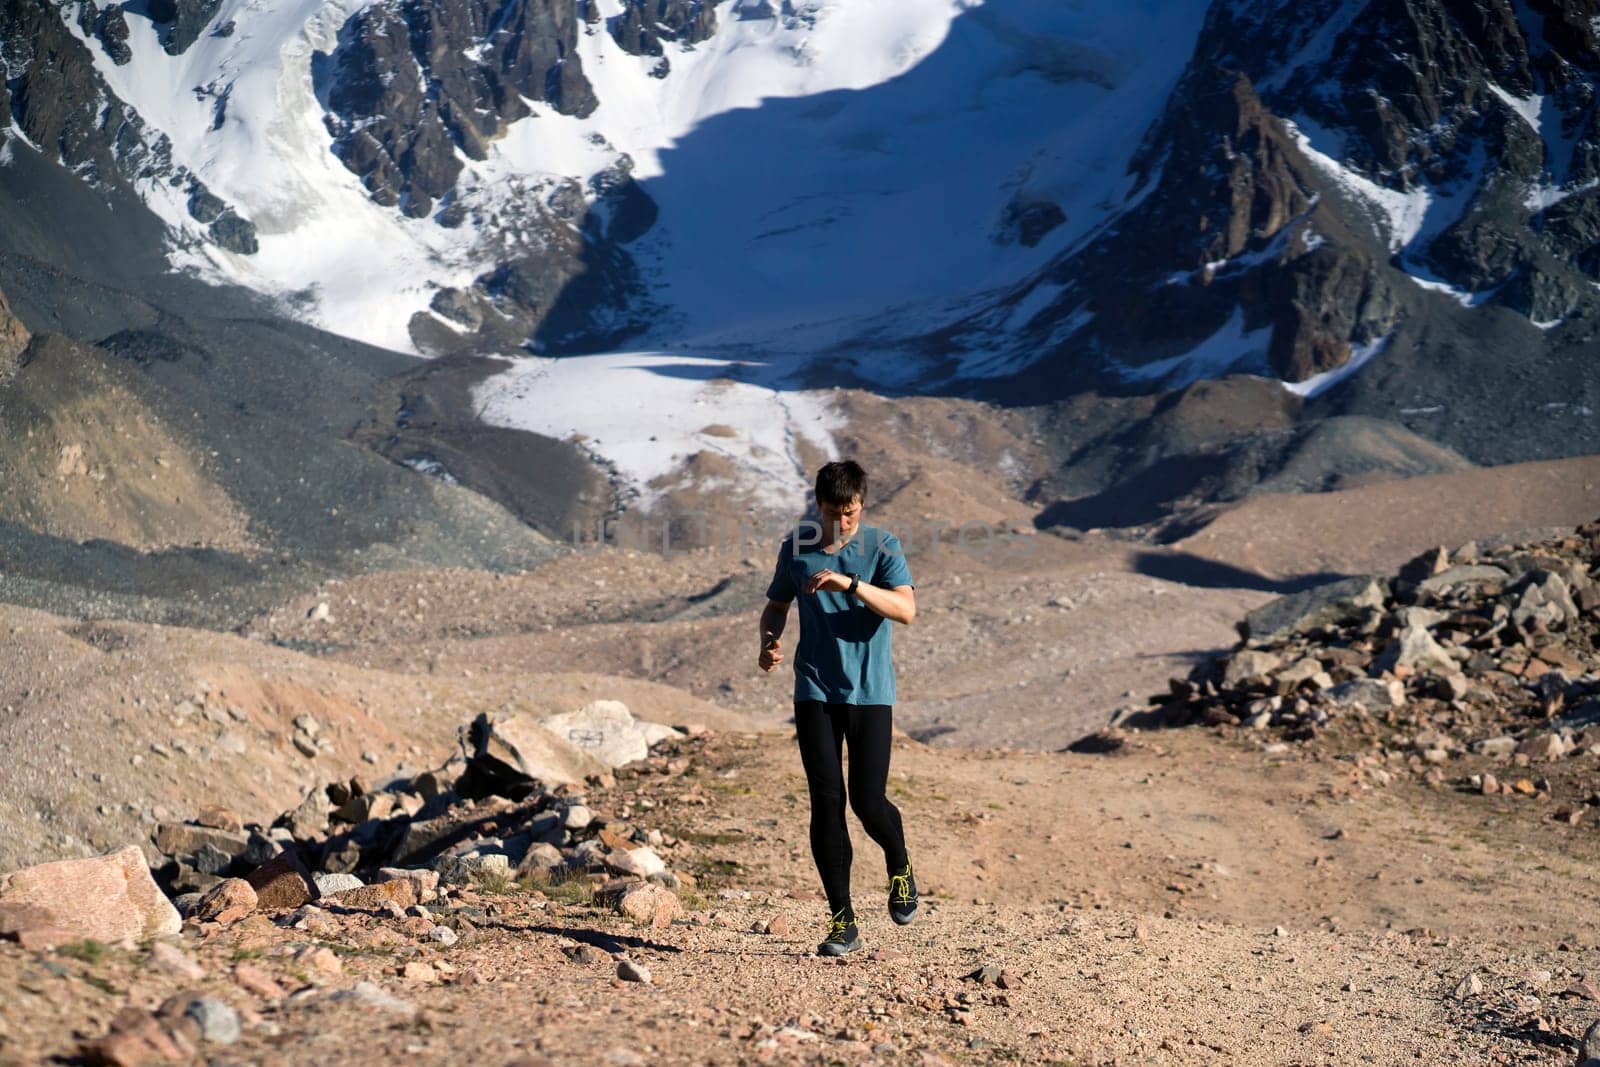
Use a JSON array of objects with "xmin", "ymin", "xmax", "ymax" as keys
[
  {"xmin": 3, "ymin": 728, "xmax": 1599, "ymax": 1065},
  {"xmin": 2, "ymin": 455, "xmax": 1600, "ymax": 1063}
]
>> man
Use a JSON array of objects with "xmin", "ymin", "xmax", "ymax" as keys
[{"xmin": 758, "ymin": 460, "xmax": 918, "ymax": 957}]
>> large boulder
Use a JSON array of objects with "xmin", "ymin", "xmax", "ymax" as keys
[
  {"xmin": 1242, "ymin": 577, "xmax": 1388, "ymax": 643},
  {"xmin": 457, "ymin": 712, "xmax": 608, "ymax": 798},
  {"xmin": 0, "ymin": 846, "xmax": 180, "ymax": 943},
  {"xmin": 539, "ymin": 700, "xmax": 684, "ymax": 769}
]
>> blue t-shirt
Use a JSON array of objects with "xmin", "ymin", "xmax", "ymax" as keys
[{"xmin": 764, "ymin": 524, "xmax": 914, "ymax": 706}]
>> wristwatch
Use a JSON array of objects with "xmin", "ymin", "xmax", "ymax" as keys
[{"xmin": 847, "ymin": 574, "xmax": 860, "ymax": 597}]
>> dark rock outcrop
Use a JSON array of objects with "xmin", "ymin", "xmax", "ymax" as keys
[
  {"xmin": 0, "ymin": 285, "xmax": 31, "ymax": 374},
  {"xmin": 2, "ymin": 0, "xmax": 257, "ymax": 253},
  {"xmin": 316, "ymin": 0, "xmax": 599, "ymax": 218},
  {"xmin": 608, "ymin": 0, "xmax": 718, "ymax": 74},
  {"xmin": 146, "ymin": 0, "xmax": 225, "ymax": 55}
]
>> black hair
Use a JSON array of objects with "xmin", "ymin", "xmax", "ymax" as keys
[{"xmin": 815, "ymin": 460, "xmax": 867, "ymax": 507}]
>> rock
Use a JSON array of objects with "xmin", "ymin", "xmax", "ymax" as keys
[
  {"xmin": 1453, "ymin": 972, "xmax": 1483, "ymax": 999},
  {"xmin": 244, "ymin": 848, "xmax": 320, "ymax": 911},
  {"xmin": 325, "ymin": 879, "xmax": 418, "ymax": 911},
  {"xmin": 313, "ymin": 873, "xmax": 365, "ymax": 896},
  {"xmin": 1480, "ymin": 773, "xmax": 1498, "ymax": 795},
  {"xmin": 432, "ymin": 853, "xmax": 510, "ymax": 886},
  {"xmin": 1396, "ymin": 546, "xmax": 1450, "ymax": 586},
  {"xmin": 1242, "ymin": 577, "xmax": 1388, "ymax": 643},
  {"xmin": 1324, "ymin": 678, "xmax": 1405, "ymax": 711},
  {"xmin": 1509, "ymin": 570, "xmax": 1580, "ymax": 629},
  {"xmin": 607, "ymin": 882, "xmax": 682, "ymax": 929},
  {"xmin": 193, "ymin": 805, "xmax": 243, "ymax": 833},
  {"xmin": 154, "ymin": 823, "xmax": 249, "ymax": 860},
  {"xmin": 1372, "ymin": 626, "xmax": 1456, "ymax": 676},
  {"xmin": 79, "ymin": 1010, "xmax": 191, "ymax": 1066},
  {"xmin": 457, "ymin": 711, "xmax": 607, "ymax": 798},
  {"xmin": 147, "ymin": 941, "xmax": 204, "ymax": 980},
  {"xmin": 539, "ymin": 699, "xmax": 684, "ymax": 769},
  {"xmin": 969, "ymin": 963, "xmax": 1003, "ymax": 985},
  {"xmin": 516, "ymin": 843, "xmax": 565, "ymax": 874},
  {"xmin": 606, "ymin": 846, "xmax": 667, "ymax": 879},
  {"xmin": 1273, "ymin": 658, "xmax": 1325, "ymax": 689},
  {"xmin": 617, "ymin": 958, "xmax": 652, "ymax": 983},
  {"xmin": 290, "ymin": 905, "xmax": 341, "ymax": 937},
  {"xmin": 1394, "ymin": 606, "xmax": 1448, "ymax": 630},
  {"xmin": 0, "ymin": 846, "xmax": 180, "ymax": 943},
  {"xmin": 233, "ymin": 962, "xmax": 285, "ymax": 1000},
  {"xmin": 1222, "ymin": 650, "xmax": 1282, "ymax": 687},
  {"xmin": 1416, "ymin": 565, "xmax": 1509, "ymax": 596},
  {"xmin": 401, "ymin": 960, "xmax": 437, "ymax": 983},
  {"xmin": 293, "ymin": 945, "xmax": 343, "ymax": 977},
  {"xmin": 566, "ymin": 944, "xmax": 606, "ymax": 965},
  {"xmin": 563, "ymin": 804, "xmax": 594, "ymax": 830},
  {"xmin": 184, "ymin": 997, "xmax": 240, "ymax": 1045},
  {"xmin": 375, "ymin": 867, "xmax": 440, "ymax": 901},
  {"xmin": 0, "ymin": 901, "xmax": 73, "ymax": 950},
  {"xmin": 1516, "ymin": 733, "xmax": 1568, "ymax": 760},
  {"xmin": 1434, "ymin": 672, "xmax": 1472, "ymax": 701},
  {"xmin": 239, "ymin": 830, "xmax": 282, "ymax": 867},
  {"xmin": 1581, "ymin": 1019, "xmax": 1600, "ymax": 1062},
  {"xmin": 764, "ymin": 914, "xmax": 790, "ymax": 936},
  {"xmin": 194, "ymin": 878, "xmax": 257, "ymax": 923},
  {"xmin": 329, "ymin": 981, "xmax": 417, "ymax": 1018},
  {"xmin": 1475, "ymin": 736, "xmax": 1516, "ymax": 757},
  {"xmin": 280, "ymin": 790, "xmax": 331, "ymax": 840},
  {"xmin": 428, "ymin": 924, "xmax": 459, "ymax": 946}
]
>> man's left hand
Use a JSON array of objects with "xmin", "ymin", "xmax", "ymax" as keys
[{"xmin": 804, "ymin": 568, "xmax": 852, "ymax": 594}]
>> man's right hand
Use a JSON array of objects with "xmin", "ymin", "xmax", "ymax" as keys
[{"xmin": 758, "ymin": 637, "xmax": 783, "ymax": 672}]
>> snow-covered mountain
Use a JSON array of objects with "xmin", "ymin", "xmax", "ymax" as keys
[{"xmin": 4, "ymin": 0, "xmax": 1599, "ymax": 511}]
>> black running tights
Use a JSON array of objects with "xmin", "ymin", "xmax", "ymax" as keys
[{"xmin": 794, "ymin": 701, "xmax": 909, "ymax": 916}]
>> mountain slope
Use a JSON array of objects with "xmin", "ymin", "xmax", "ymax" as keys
[{"xmin": 4, "ymin": 0, "xmax": 1597, "ymax": 523}]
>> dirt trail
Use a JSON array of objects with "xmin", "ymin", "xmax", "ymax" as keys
[
  {"xmin": 5, "ymin": 457, "xmax": 1600, "ymax": 1063},
  {"xmin": 4, "ymin": 728, "xmax": 1596, "ymax": 1065}
]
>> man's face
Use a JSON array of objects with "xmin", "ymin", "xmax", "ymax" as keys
[{"xmin": 819, "ymin": 495, "xmax": 863, "ymax": 541}]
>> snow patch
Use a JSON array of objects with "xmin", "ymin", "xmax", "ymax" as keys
[
  {"xmin": 1281, "ymin": 333, "xmax": 1392, "ymax": 399},
  {"xmin": 472, "ymin": 351, "xmax": 845, "ymax": 513},
  {"xmin": 1525, "ymin": 177, "xmax": 1599, "ymax": 213},
  {"xmin": 1488, "ymin": 83, "xmax": 1543, "ymax": 135},
  {"xmin": 1286, "ymin": 117, "xmax": 1432, "ymax": 252},
  {"xmin": 1111, "ymin": 307, "xmax": 1269, "ymax": 389}
]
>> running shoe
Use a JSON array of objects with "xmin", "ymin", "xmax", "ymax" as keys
[
  {"xmin": 816, "ymin": 909, "xmax": 863, "ymax": 956},
  {"xmin": 888, "ymin": 861, "xmax": 919, "ymax": 925}
]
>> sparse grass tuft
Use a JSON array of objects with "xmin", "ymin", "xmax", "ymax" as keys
[
  {"xmin": 57, "ymin": 940, "xmax": 108, "ymax": 964},
  {"xmin": 476, "ymin": 869, "xmax": 520, "ymax": 896},
  {"xmin": 543, "ymin": 870, "xmax": 600, "ymax": 907},
  {"xmin": 82, "ymin": 974, "xmax": 121, "ymax": 995}
]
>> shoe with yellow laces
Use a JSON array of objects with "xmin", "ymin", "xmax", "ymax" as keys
[
  {"xmin": 816, "ymin": 908, "xmax": 863, "ymax": 957},
  {"xmin": 888, "ymin": 861, "xmax": 919, "ymax": 925}
]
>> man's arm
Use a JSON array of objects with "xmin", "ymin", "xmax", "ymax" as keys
[
  {"xmin": 758, "ymin": 599, "xmax": 790, "ymax": 672},
  {"xmin": 852, "ymin": 582, "xmax": 916, "ymax": 625},
  {"xmin": 803, "ymin": 570, "xmax": 916, "ymax": 625}
]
